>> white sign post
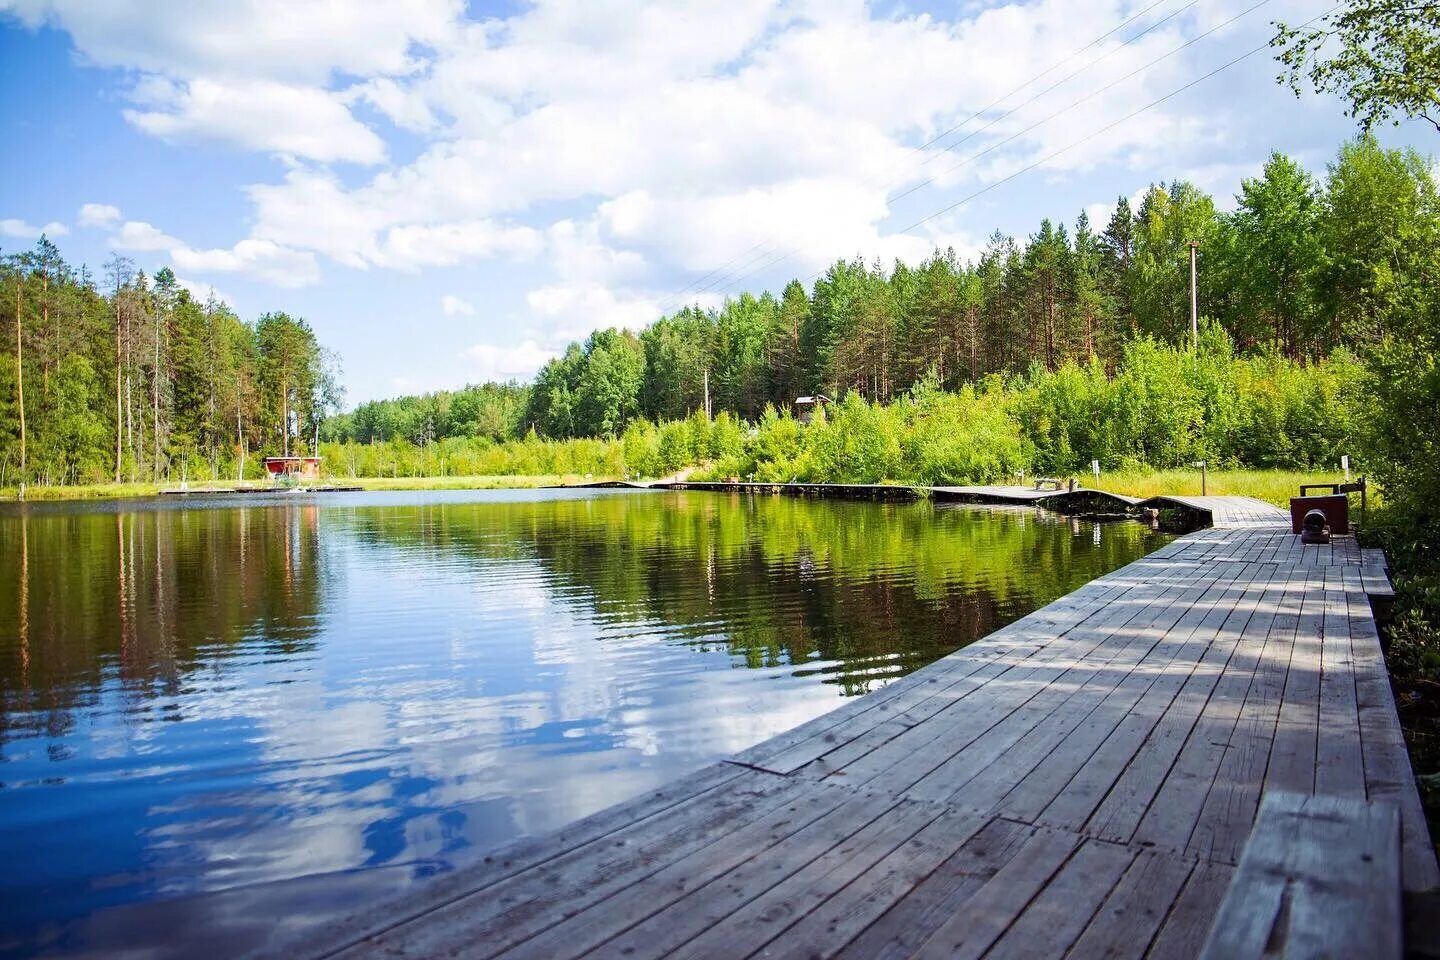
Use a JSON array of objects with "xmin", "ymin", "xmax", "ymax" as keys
[
  {"xmin": 1342, "ymin": 454, "xmax": 1351, "ymax": 482},
  {"xmin": 1092, "ymin": 459, "xmax": 1100, "ymax": 486}
]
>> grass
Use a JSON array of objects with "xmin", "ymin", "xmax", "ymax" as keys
[
  {"xmin": 0, "ymin": 467, "xmax": 1355, "ymax": 505},
  {"xmin": 342, "ymin": 474, "xmax": 609, "ymax": 491},
  {"xmin": 0, "ymin": 481, "xmax": 175, "ymax": 501},
  {"xmin": 1094, "ymin": 468, "xmax": 1361, "ymax": 508},
  {"xmin": 0, "ymin": 473, "xmax": 611, "ymax": 501}
]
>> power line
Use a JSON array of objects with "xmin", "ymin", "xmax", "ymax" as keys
[
  {"xmin": 655, "ymin": 0, "xmax": 1192, "ymax": 315},
  {"xmin": 892, "ymin": 0, "xmax": 1271, "ymax": 206},
  {"xmin": 689, "ymin": 0, "xmax": 1253, "ymax": 308},
  {"xmin": 905, "ymin": 0, "xmax": 1178, "ymax": 161},
  {"xmin": 719, "ymin": 0, "xmax": 1319, "ymax": 302},
  {"xmin": 900, "ymin": 0, "xmax": 1200, "ymax": 188},
  {"xmin": 897, "ymin": 16, "xmax": 1322, "ymax": 236}
]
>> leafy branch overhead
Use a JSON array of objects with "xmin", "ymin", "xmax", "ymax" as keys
[{"xmin": 1273, "ymin": 0, "xmax": 1440, "ymax": 131}]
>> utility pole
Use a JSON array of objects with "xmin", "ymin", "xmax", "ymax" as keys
[
  {"xmin": 13, "ymin": 280, "xmax": 24, "ymax": 483},
  {"xmin": 703, "ymin": 368, "xmax": 711, "ymax": 420},
  {"xmin": 1188, "ymin": 240, "xmax": 1199, "ymax": 352}
]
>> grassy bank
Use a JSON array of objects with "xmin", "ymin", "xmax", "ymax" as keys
[
  {"xmin": 1096, "ymin": 469, "xmax": 1363, "ymax": 508},
  {"xmin": 0, "ymin": 474, "xmax": 604, "ymax": 502},
  {"xmin": 342, "ymin": 474, "xmax": 609, "ymax": 491},
  {"xmin": 2, "ymin": 468, "xmax": 1346, "ymax": 506}
]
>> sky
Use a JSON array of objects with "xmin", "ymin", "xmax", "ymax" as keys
[{"xmin": 0, "ymin": 0, "xmax": 1433, "ymax": 407}]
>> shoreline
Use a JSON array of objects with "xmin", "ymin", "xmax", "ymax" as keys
[
  {"xmin": 264, "ymin": 503, "xmax": 1436, "ymax": 958},
  {"xmin": 0, "ymin": 474, "xmax": 613, "ymax": 502},
  {"xmin": 1, "ymin": 467, "xmax": 1344, "ymax": 508}
]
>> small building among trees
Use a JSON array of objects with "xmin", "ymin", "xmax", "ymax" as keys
[
  {"xmin": 264, "ymin": 456, "xmax": 322, "ymax": 482},
  {"xmin": 794, "ymin": 395, "xmax": 832, "ymax": 424}
]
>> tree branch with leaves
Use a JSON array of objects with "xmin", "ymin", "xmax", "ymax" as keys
[{"xmin": 1274, "ymin": 0, "xmax": 1440, "ymax": 132}]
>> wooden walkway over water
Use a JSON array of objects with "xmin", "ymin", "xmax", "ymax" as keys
[
  {"xmin": 613, "ymin": 479, "xmax": 1291, "ymax": 529},
  {"xmin": 281, "ymin": 497, "xmax": 1435, "ymax": 959}
]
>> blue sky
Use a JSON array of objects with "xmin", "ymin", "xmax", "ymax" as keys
[{"xmin": 0, "ymin": 0, "xmax": 1433, "ymax": 406}]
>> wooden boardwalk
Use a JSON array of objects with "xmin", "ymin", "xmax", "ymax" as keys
[
  {"xmin": 279, "ymin": 500, "xmax": 1436, "ymax": 959},
  {"xmin": 647, "ymin": 480, "xmax": 1285, "ymax": 528}
]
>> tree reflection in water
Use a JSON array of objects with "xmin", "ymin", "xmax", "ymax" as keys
[{"xmin": 0, "ymin": 490, "xmax": 1168, "ymax": 957}]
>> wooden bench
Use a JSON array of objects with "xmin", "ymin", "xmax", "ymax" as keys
[
  {"xmin": 1033, "ymin": 476, "xmax": 1064, "ymax": 491},
  {"xmin": 1199, "ymin": 791, "xmax": 1402, "ymax": 959},
  {"xmin": 1300, "ymin": 475, "xmax": 1369, "ymax": 519}
]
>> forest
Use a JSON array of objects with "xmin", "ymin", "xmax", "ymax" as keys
[
  {"xmin": 315, "ymin": 136, "xmax": 1431, "ymax": 486},
  {"xmin": 1, "ymin": 135, "xmax": 1435, "ymax": 489},
  {"xmin": 0, "ymin": 248, "xmax": 336, "ymax": 486},
  {"xmin": 517, "ymin": 137, "xmax": 1430, "ymax": 439}
]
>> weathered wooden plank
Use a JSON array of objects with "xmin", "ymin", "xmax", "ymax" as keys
[
  {"xmin": 493, "ymin": 783, "xmax": 897, "ymax": 960},
  {"xmin": 1147, "ymin": 861, "xmax": 1236, "ymax": 959},
  {"xmin": 283, "ymin": 759, "xmax": 750, "ymax": 957},
  {"xmin": 1183, "ymin": 568, "xmax": 1302, "ymax": 864},
  {"xmin": 736, "ymin": 808, "xmax": 997, "ymax": 960},
  {"xmin": 993, "ymin": 560, "xmax": 1261, "ymax": 824},
  {"xmin": 1197, "ymin": 792, "xmax": 1401, "ymax": 960},
  {"xmin": 1315, "ymin": 566, "xmax": 1365, "ymax": 798},
  {"xmin": 1342, "ymin": 566, "xmax": 1440, "ymax": 893},
  {"xmin": 979, "ymin": 839, "xmax": 1136, "ymax": 960},
  {"xmin": 833, "ymin": 817, "xmax": 1034, "ymax": 960},
  {"xmin": 1062, "ymin": 848, "xmax": 1195, "ymax": 960},
  {"xmin": 1076, "ymin": 554, "xmax": 1278, "ymax": 844},
  {"xmin": 1263, "ymin": 565, "xmax": 1324, "ymax": 797},
  {"xmin": 1034, "ymin": 567, "xmax": 1265, "ymax": 836},
  {"xmin": 828, "ymin": 566, "xmax": 1199, "ymax": 794},
  {"xmin": 737, "ymin": 572, "xmax": 1147, "ymax": 775},
  {"xmin": 1131, "ymin": 559, "xmax": 1299, "ymax": 853},
  {"xmin": 934, "ymin": 561, "xmax": 1258, "ymax": 814},
  {"xmin": 602, "ymin": 796, "xmax": 951, "ymax": 960},
  {"xmin": 328, "ymin": 770, "xmax": 813, "ymax": 959},
  {"xmin": 895, "ymin": 561, "xmax": 1237, "ymax": 804},
  {"xmin": 908, "ymin": 827, "xmax": 1082, "ymax": 960}
]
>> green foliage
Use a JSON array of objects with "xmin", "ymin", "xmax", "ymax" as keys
[
  {"xmin": 1275, "ymin": 0, "xmax": 1440, "ymax": 132},
  {"xmin": 2, "ymin": 243, "xmax": 336, "ymax": 486},
  {"xmin": 326, "ymin": 382, "xmax": 530, "ymax": 445},
  {"xmin": 1363, "ymin": 336, "xmax": 1440, "ymax": 564},
  {"xmin": 319, "ymin": 431, "xmax": 624, "ymax": 480},
  {"xmin": 5, "ymin": 136, "xmax": 1438, "ymax": 494}
]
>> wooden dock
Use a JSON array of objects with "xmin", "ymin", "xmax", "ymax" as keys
[
  {"xmin": 277, "ymin": 497, "xmax": 1436, "ymax": 959},
  {"xmin": 645, "ymin": 480, "xmax": 1286, "ymax": 528}
]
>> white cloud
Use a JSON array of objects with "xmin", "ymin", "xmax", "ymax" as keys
[
  {"xmin": 440, "ymin": 294, "xmax": 475, "ymax": 316},
  {"xmin": 0, "ymin": 217, "xmax": 68, "ymax": 239},
  {"xmin": 174, "ymin": 275, "xmax": 233, "ymax": 306},
  {"xmin": 111, "ymin": 220, "xmax": 180, "ymax": 252},
  {"xmin": 171, "ymin": 239, "xmax": 320, "ymax": 288},
  {"xmin": 98, "ymin": 215, "xmax": 319, "ymax": 287},
  {"xmin": 466, "ymin": 339, "xmax": 555, "ymax": 383},
  {"xmin": 125, "ymin": 78, "xmax": 387, "ymax": 165},
  {"xmin": 0, "ymin": 0, "xmax": 459, "ymax": 83},
  {"xmin": 526, "ymin": 284, "xmax": 660, "ymax": 337},
  {"xmin": 3, "ymin": 0, "xmax": 1357, "ymax": 337},
  {"xmin": 78, "ymin": 202, "xmax": 121, "ymax": 227},
  {"xmin": 347, "ymin": 78, "xmax": 439, "ymax": 133},
  {"xmin": 376, "ymin": 219, "xmax": 543, "ymax": 270},
  {"xmin": 4, "ymin": 1, "xmax": 461, "ymax": 166},
  {"xmin": 1084, "ymin": 201, "xmax": 1115, "ymax": 230}
]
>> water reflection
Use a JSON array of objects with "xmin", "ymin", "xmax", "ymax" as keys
[{"xmin": 0, "ymin": 490, "xmax": 1168, "ymax": 957}]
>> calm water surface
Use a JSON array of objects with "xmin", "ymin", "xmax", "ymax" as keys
[{"xmin": 0, "ymin": 489, "xmax": 1169, "ymax": 956}]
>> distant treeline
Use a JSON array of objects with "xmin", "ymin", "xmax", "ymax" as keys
[
  {"xmin": 334, "ymin": 136, "xmax": 1433, "ymax": 452},
  {"xmin": 522, "ymin": 137, "xmax": 1432, "ymax": 439},
  {"xmin": 3, "ymin": 136, "xmax": 1435, "ymax": 486},
  {"xmin": 316, "ymin": 329, "xmax": 1361, "ymax": 486},
  {"xmin": 0, "ymin": 247, "xmax": 335, "ymax": 486},
  {"xmin": 323, "ymin": 382, "xmax": 531, "ymax": 446}
]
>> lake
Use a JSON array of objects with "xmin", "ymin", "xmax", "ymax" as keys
[{"xmin": 0, "ymin": 489, "xmax": 1169, "ymax": 957}]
